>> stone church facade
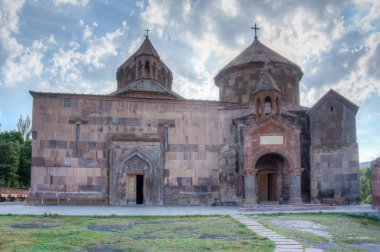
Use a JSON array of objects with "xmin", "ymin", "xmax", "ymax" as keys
[{"xmin": 29, "ymin": 32, "xmax": 361, "ymax": 206}]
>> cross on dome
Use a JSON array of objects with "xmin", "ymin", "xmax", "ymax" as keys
[
  {"xmin": 144, "ymin": 27, "xmax": 150, "ymax": 38},
  {"xmin": 251, "ymin": 23, "xmax": 260, "ymax": 40}
]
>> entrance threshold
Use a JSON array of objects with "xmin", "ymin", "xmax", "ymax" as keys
[{"xmin": 258, "ymin": 201, "xmax": 279, "ymax": 205}]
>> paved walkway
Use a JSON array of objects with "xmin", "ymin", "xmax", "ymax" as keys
[
  {"xmin": 231, "ymin": 214, "xmax": 303, "ymax": 252},
  {"xmin": 0, "ymin": 203, "xmax": 378, "ymax": 217},
  {"xmin": 231, "ymin": 214, "xmax": 322, "ymax": 252}
]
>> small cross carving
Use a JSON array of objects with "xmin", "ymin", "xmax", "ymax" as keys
[
  {"xmin": 144, "ymin": 27, "xmax": 150, "ymax": 38},
  {"xmin": 251, "ymin": 23, "xmax": 260, "ymax": 39}
]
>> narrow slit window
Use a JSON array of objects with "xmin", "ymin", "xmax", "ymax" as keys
[
  {"xmin": 76, "ymin": 123, "xmax": 80, "ymax": 149},
  {"xmin": 165, "ymin": 127, "xmax": 168, "ymax": 150}
]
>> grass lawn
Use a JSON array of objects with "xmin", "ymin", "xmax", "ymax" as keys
[
  {"xmin": 0, "ymin": 215, "xmax": 274, "ymax": 252},
  {"xmin": 251, "ymin": 213, "xmax": 380, "ymax": 252}
]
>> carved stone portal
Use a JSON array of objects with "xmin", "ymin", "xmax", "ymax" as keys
[{"xmin": 109, "ymin": 143, "xmax": 163, "ymax": 206}]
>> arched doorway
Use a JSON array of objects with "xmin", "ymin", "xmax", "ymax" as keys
[
  {"xmin": 124, "ymin": 155, "xmax": 148, "ymax": 205},
  {"xmin": 255, "ymin": 154, "xmax": 286, "ymax": 203}
]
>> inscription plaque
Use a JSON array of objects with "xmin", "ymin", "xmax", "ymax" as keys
[{"xmin": 260, "ymin": 135, "xmax": 284, "ymax": 145}]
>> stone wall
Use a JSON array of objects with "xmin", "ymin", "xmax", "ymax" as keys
[
  {"xmin": 372, "ymin": 157, "xmax": 380, "ymax": 210},
  {"xmin": 308, "ymin": 90, "xmax": 360, "ymax": 204},
  {"xmin": 29, "ymin": 92, "xmax": 235, "ymax": 205},
  {"xmin": 218, "ymin": 144, "xmax": 242, "ymax": 205},
  {"xmin": 215, "ymin": 65, "xmax": 300, "ymax": 106}
]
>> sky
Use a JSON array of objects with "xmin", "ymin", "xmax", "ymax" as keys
[{"xmin": 0, "ymin": 0, "xmax": 379, "ymax": 162}]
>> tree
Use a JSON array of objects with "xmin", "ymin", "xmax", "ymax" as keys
[
  {"xmin": 0, "ymin": 130, "xmax": 23, "ymax": 144},
  {"xmin": 18, "ymin": 139, "xmax": 32, "ymax": 187},
  {"xmin": 360, "ymin": 167, "xmax": 372, "ymax": 204},
  {"xmin": 0, "ymin": 141, "xmax": 20, "ymax": 187},
  {"xmin": 17, "ymin": 115, "xmax": 31, "ymax": 141}
]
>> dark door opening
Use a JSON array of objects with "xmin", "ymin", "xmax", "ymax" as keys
[
  {"xmin": 268, "ymin": 173, "xmax": 276, "ymax": 201},
  {"xmin": 136, "ymin": 175, "xmax": 144, "ymax": 204}
]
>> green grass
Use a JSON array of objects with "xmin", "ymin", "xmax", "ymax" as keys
[
  {"xmin": 250, "ymin": 213, "xmax": 380, "ymax": 252},
  {"xmin": 0, "ymin": 215, "xmax": 274, "ymax": 252}
]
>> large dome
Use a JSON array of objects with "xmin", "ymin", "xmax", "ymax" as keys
[
  {"xmin": 216, "ymin": 38, "xmax": 302, "ymax": 78},
  {"xmin": 214, "ymin": 38, "xmax": 303, "ymax": 105}
]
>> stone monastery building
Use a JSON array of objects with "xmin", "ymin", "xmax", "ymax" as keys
[{"xmin": 29, "ymin": 30, "xmax": 361, "ymax": 206}]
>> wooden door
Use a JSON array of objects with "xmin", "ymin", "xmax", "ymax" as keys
[
  {"xmin": 127, "ymin": 175, "xmax": 136, "ymax": 203},
  {"xmin": 258, "ymin": 172, "xmax": 268, "ymax": 201}
]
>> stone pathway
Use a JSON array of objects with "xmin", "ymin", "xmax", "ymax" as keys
[{"xmin": 231, "ymin": 214, "xmax": 323, "ymax": 252}]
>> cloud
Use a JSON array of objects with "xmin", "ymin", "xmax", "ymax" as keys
[
  {"xmin": 353, "ymin": 0, "xmax": 380, "ymax": 32},
  {"xmin": 304, "ymin": 32, "xmax": 380, "ymax": 104},
  {"xmin": 1, "ymin": 41, "xmax": 45, "ymax": 85},
  {"xmin": 0, "ymin": 0, "xmax": 25, "ymax": 34},
  {"xmin": 52, "ymin": 0, "xmax": 89, "ymax": 6},
  {"xmin": 138, "ymin": 0, "xmax": 355, "ymax": 102},
  {"xmin": 46, "ymin": 20, "xmax": 127, "ymax": 93},
  {"xmin": 0, "ymin": 0, "xmax": 25, "ymax": 57},
  {"xmin": 0, "ymin": 0, "xmax": 46, "ymax": 86}
]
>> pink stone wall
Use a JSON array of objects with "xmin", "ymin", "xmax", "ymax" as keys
[
  {"xmin": 215, "ymin": 67, "xmax": 300, "ymax": 106},
  {"xmin": 29, "ymin": 93, "xmax": 235, "ymax": 205}
]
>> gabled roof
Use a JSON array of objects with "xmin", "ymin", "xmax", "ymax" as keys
[
  {"xmin": 111, "ymin": 79, "xmax": 183, "ymax": 99},
  {"xmin": 308, "ymin": 89, "xmax": 359, "ymax": 115},
  {"xmin": 253, "ymin": 72, "xmax": 281, "ymax": 94},
  {"xmin": 217, "ymin": 38, "xmax": 302, "ymax": 76}
]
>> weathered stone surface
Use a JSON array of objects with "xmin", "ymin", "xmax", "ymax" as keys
[{"xmin": 308, "ymin": 90, "xmax": 360, "ymax": 204}]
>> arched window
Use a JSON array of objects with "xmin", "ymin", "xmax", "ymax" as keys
[
  {"xmin": 145, "ymin": 60, "xmax": 150, "ymax": 77},
  {"xmin": 265, "ymin": 96, "xmax": 272, "ymax": 113},
  {"xmin": 152, "ymin": 62, "xmax": 157, "ymax": 78},
  {"xmin": 138, "ymin": 61, "xmax": 142, "ymax": 78}
]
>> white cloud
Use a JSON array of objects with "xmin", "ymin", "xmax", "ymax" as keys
[
  {"xmin": 48, "ymin": 34, "xmax": 57, "ymax": 44},
  {"xmin": 220, "ymin": 0, "xmax": 239, "ymax": 17},
  {"xmin": 127, "ymin": 38, "xmax": 143, "ymax": 55},
  {"xmin": 0, "ymin": 0, "xmax": 46, "ymax": 86},
  {"xmin": 47, "ymin": 21, "xmax": 127, "ymax": 93},
  {"xmin": 353, "ymin": 0, "xmax": 380, "ymax": 32},
  {"xmin": 2, "ymin": 44, "xmax": 45, "ymax": 85},
  {"xmin": 326, "ymin": 32, "xmax": 380, "ymax": 104},
  {"xmin": 136, "ymin": 0, "xmax": 144, "ymax": 10},
  {"xmin": 300, "ymin": 87, "xmax": 319, "ymax": 107},
  {"xmin": 53, "ymin": 0, "xmax": 89, "ymax": 6},
  {"xmin": 0, "ymin": 0, "xmax": 25, "ymax": 33},
  {"xmin": 0, "ymin": 0, "xmax": 25, "ymax": 58}
]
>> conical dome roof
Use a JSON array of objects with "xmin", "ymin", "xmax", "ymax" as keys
[
  {"xmin": 134, "ymin": 37, "xmax": 160, "ymax": 58},
  {"xmin": 253, "ymin": 72, "xmax": 281, "ymax": 94},
  {"xmin": 217, "ymin": 38, "xmax": 302, "ymax": 75}
]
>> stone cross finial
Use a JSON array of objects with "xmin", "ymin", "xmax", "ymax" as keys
[
  {"xmin": 144, "ymin": 27, "xmax": 150, "ymax": 38},
  {"xmin": 251, "ymin": 23, "xmax": 260, "ymax": 40}
]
